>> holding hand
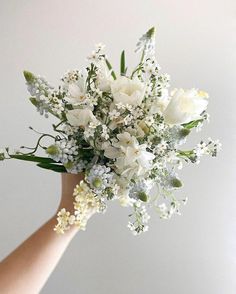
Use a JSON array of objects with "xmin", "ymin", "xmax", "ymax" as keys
[{"xmin": 0, "ymin": 173, "xmax": 97, "ymax": 294}]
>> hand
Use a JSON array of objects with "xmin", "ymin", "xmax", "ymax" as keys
[
  {"xmin": 58, "ymin": 172, "xmax": 85, "ymax": 213},
  {"xmin": 0, "ymin": 172, "xmax": 87, "ymax": 294},
  {"xmin": 55, "ymin": 172, "xmax": 98, "ymax": 233}
]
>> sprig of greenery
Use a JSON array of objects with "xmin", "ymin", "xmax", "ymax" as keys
[
  {"xmin": 6, "ymin": 153, "xmax": 67, "ymax": 173},
  {"xmin": 8, "ymin": 154, "xmax": 56, "ymax": 164},
  {"xmin": 120, "ymin": 50, "xmax": 127, "ymax": 76},
  {"xmin": 105, "ymin": 59, "xmax": 116, "ymax": 80},
  {"xmin": 182, "ymin": 119, "xmax": 203, "ymax": 129}
]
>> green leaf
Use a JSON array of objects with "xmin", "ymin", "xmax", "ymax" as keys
[
  {"xmin": 177, "ymin": 150, "xmax": 194, "ymax": 158},
  {"xmin": 182, "ymin": 119, "xmax": 203, "ymax": 129},
  {"xmin": 105, "ymin": 59, "xmax": 116, "ymax": 80},
  {"xmin": 37, "ymin": 162, "xmax": 67, "ymax": 173},
  {"xmin": 120, "ymin": 50, "xmax": 126, "ymax": 76},
  {"xmin": 9, "ymin": 154, "xmax": 56, "ymax": 164}
]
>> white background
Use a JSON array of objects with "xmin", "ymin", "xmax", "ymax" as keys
[{"xmin": 0, "ymin": 1, "xmax": 235, "ymax": 293}]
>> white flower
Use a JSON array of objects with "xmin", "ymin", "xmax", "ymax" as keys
[
  {"xmin": 163, "ymin": 89, "xmax": 208, "ymax": 125},
  {"xmin": 96, "ymin": 62, "xmax": 113, "ymax": 92},
  {"xmin": 144, "ymin": 115, "xmax": 154, "ymax": 126},
  {"xmin": 95, "ymin": 43, "xmax": 106, "ymax": 51},
  {"xmin": 62, "ymin": 69, "xmax": 81, "ymax": 84},
  {"xmin": 148, "ymin": 89, "xmax": 169, "ymax": 115},
  {"xmin": 86, "ymin": 164, "xmax": 113, "ymax": 193},
  {"xmin": 104, "ymin": 132, "xmax": 155, "ymax": 177},
  {"xmin": 115, "ymin": 132, "xmax": 137, "ymax": 148},
  {"xmin": 124, "ymin": 144, "xmax": 155, "ymax": 170},
  {"xmin": 109, "ymin": 109, "xmax": 120, "ymax": 120},
  {"xmin": 66, "ymin": 108, "xmax": 97, "ymax": 127},
  {"xmin": 158, "ymin": 203, "xmax": 167, "ymax": 212},
  {"xmin": 103, "ymin": 144, "xmax": 121, "ymax": 159},
  {"xmin": 46, "ymin": 139, "xmax": 78, "ymax": 165},
  {"xmin": 111, "ymin": 76, "xmax": 145, "ymax": 106},
  {"xmin": 101, "ymin": 125, "xmax": 109, "ymax": 140},
  {"xmin": 123, "ymin": 114, "xmax": 133, "ymax": 125},
  {"xmin": 84, "ymin": 126, "xmax": 95, "ymax": 139},
  {"xmin": 65, "ymin": 80, "xmax": 87, "ymax": 106}
]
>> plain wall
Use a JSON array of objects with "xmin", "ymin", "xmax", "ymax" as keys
[{"xmin": 0, "ymin": 1, "xmax": 235, "ymax": 293}]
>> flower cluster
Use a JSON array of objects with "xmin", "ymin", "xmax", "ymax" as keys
[
  {"xmin": 54, "ymin": 181, "xmax": 105, "ymax": 234},
  {"xmin": 1, "ymin": 27, "xmax": 221, "ymax": 235},
  {"xmin": 128, "ymin": 201, "xmax": 150, "ymax": 235}
]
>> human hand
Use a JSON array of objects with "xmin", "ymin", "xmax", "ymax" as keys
[
  {"xmin": 55, "ymin": 172, "xmax": 98, "ymax": 234},
  {"xmin": 58, "ymin": 172, "xmax": 85, "ymax": 213}
]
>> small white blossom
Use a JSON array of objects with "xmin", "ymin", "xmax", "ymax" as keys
[
  {"xmin": 46, "ymin": 139, "xmax": 78, "ymax": 165},
  {"xmin": 86, "ymin": 164, "xmax": 114, "ymax": 194},
  {"xmin": 109, "ymin": 109, "xmax": 120, "ymax": 120},
  {"xmin": 101, "ymin": 125, "xmax": 109, "ymax": 140}
]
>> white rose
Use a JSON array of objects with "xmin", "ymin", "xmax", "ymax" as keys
[
  {"xmin": 111, "ymin": 76, "xmax": 145, "ymax": 106},
  {"xmin": 66, "ymin": 108, "xmax": 97, "ymax": 127},
  {"xmin": 163, "ymin": 88, "xmax": 208, "ymax": 125}
]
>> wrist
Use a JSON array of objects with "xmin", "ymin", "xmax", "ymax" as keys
[{"xmin": 59, "ymin": 172, "xmax": 85, "ymax": 212}]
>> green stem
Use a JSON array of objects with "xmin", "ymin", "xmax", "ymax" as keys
[
  {"xmin": 53, "ymin": 120, "xmax": 65, "ymax": 131},
  {"xmin": 140, "ymin": 50, "xmax": 145, "ymax": 64},
  {"xmin": 130, "ymin": 64, "xmax": 143, "ymax": 79},
  {"xmin": 23, "ymin": 134, "xmax": 55, "ymax": 155}
]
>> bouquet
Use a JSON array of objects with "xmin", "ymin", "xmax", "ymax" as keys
[{"xmin": 0, "ymin": 28, "xmax": 221, "ymax": 235}]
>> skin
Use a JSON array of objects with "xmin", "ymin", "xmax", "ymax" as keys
[{"xmin": 0, "ymin": 173, "xmax": 88, "ymax": 294}]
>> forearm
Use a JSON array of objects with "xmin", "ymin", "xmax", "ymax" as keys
[
  {"xmin": 0, "ymin": 173, "xmax": 84, "ymax": 294},
  {"xmin": 0, "ymin": 214, "xmax": 78, "ymax": 294}
]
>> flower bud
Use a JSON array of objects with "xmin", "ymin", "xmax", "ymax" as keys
[
  {"xmin": 179, "ymin": 128, "xmax": 191, "ymax": 138},
  {"xmin": 170, "ymin": 178, "xmax": 182, "ymax": 188},
  {"xmin": 46, "ymin": 145, "xmax": 59, "ymax": 156},
  {"xmin": 64, "ymin": 161, "xmax": 74, "ymax": 169},
  {"xmin": 23, "ymin": 70, "xmax": 35, "ymax": 83},
  {"xmin": 146, "ymin": 27, "xmax": 155, "ymax": 38},
  {"xmin": 0, "ymin": 152, "xmax": 5, "ymax": 161},
  {"xmin": 137, "ymin": 191, "xmax": 148, "ymax": 202},
  {"xmin": 152, "ymin": 136, "xmax": 161, "ymax": 145},
  {"xmin": 92, "ymin": 178, "xmax": 102, "ymax": 188}
]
